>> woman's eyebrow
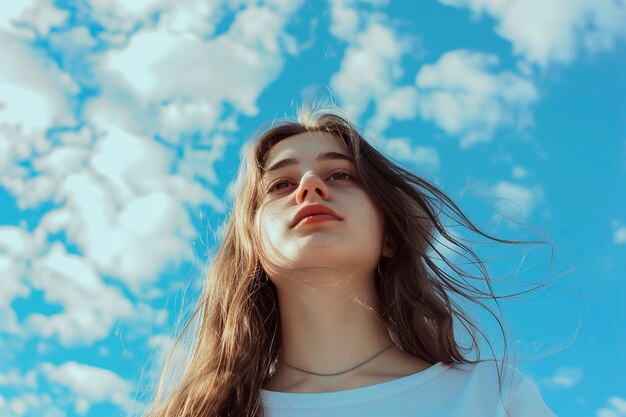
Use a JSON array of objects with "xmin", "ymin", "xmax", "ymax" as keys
[{"xmin": 263, "ymin": 151, "xmax": 355, "ymax": 175}]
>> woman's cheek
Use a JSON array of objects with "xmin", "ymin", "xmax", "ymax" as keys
[{"xmin": 258, "ymin": 211, "xmax": 284, "ymax": 257}]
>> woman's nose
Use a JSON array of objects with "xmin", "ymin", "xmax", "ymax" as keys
[{"xmin": 295, "ymin": 171, "xmax": 330, "ymax": 203}]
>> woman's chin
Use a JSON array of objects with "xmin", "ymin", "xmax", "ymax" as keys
[{"xmin": 286, "ymin": 251, "xmax": 376, "ymax": 271}]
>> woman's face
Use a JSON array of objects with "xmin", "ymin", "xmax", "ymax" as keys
[{"xmin": 255, "ymin": 130, "xmax": 386, "ymax": 279}]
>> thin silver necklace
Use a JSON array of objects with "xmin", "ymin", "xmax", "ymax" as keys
[{"xmin": 281, "ymin": 342, "xmax": 395, "ymax": 377}]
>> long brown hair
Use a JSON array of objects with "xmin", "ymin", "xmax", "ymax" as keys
[{"xmin": 139, "ymin": 105, "xmax": 553, "ymax": 417}]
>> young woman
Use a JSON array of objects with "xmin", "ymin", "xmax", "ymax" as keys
[{"xmin": 142, "ymin": 107, "xmax": 558, "ymax": 417}]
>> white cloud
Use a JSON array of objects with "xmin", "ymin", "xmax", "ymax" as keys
[
  {"xmin": 384, "ymin": 138, "xmax": 440, "ymax": 172},
  {"xmin": 91, "ymin": 0, "xmax": 162, "ymax": 16},
  {"xmin": 148, "ymin": 333, "xmax": 176, "ymax": 354},
  {"xmin": 0, "ymin": 369, "xmax": 38, "ymax": 389},
  {"xmin": 415, "ymin": 50, "xmax": 538, "ymax": 148},
  {"xmin": 0, "ymin": 1, "xmax": 37, "ymax": 31},
  {"xmin": 329, "ymin": 10, "xmax": 423, "ymax": 141},
  {"xmin": 50, "ymin": 26, "xmax": 97, "ymax": 49},
  {"xmin": 146, "ymin": 333, "xmax": 178, "ymax": 379},
  {"xmin": 331, "ymin": 16, "xmax": 415, "ymax": 121},
  {"xmin": 0, "ymin": 5, "xmax": 303, "ymax": 352},
  {"xmin": 15, "ymin": 0, "xmax": 68, "ymax": 36},
  {"xmin": 160, "ymin": 0, "xmax": 225, "ymax": 38},
  {"xmin": 597, "ymin": 396, "xmax": 626, "ymax": 417},
  {"xmin": 0, "ymin": 1, "xmax": 67, "ymax": 39},
  {"xmin": 25, "ymin": 243, "xmax": 135, "ymax": 346},
  {"xmin": 0, "ymin": 391, "xmax": 63, "ymax": 417},
  {"xmin": 0, "ymin": 393, "xmax": 43, "ymax": 417},
  {"xmin": 27, "ymin": 0, "xmax": 305, "ymax": 302},
  {"xmin": 543, "ymin": 367, "xmax": 584, "ymax": 389},
  {"xmin": 92, "ymin": 2, "xmax": 301, "ymax": 139},
  {"xmin": 328, "ymin": 0, "xmax": 361, "ymax": 41},
  {"xmin": 328, "ymin": 0, "xmax": 391, "ymax": 41},
  {"xmin": 597, "ymin": 410, "xmax": 620, "ymax": 417},
  {"xmin": 36, "ymin": 130, "xmax": 212, "ymax": 290},
  {"xmin": 437, "ymin": 0, "xmax": 626, "ymax": 67},
  {"xmin": 26, "ymin": 125, "xmax": 222, "ymax": 293},
  {"xmin": 612, "ymin": 222, "xmax": 626, "ymax": 244},
  {"xmin": 0, "ymin": 122, "xmax": 222, "ymax": 327},
  {"xmin": 0, "ymin": 126, "xmax": 186, "ymax": 348},
  {"xmin": 0, "ymin": 32, "xmax": 78, "ymax": 209},
  {"xmin": 33, "ymin": 147, "xmax": 90, "ymax": 184},
  {"xmin": 512, "ymin": 165, "xmax": 530, "ymax": 179},
  {"xmin": 88, "ymin": 0, "xmax": 302, "ymax": 46},
  {"xmin": 490, "ymin": 181, "xmax": 543, "ymax": 220},
  {"xmin": 0, "ymin": 227, "xmax": 35, "ymax": 334},
  {"xmin": 0, "ymin": 226, "xmax": 35, "ymax": 261},
  {"xmin": 40, "ymin": 361, "xmax": 137, "ymax": 415},
  {"xmin": 609, "ymin": 397, "xmax": 626, "ymax": 414},
  {"xmin": 366, "ymin": 86, "xmax": 420, "ymax": 136},
  {"xmin": 0, "ymin": 32, "xmax": 76, "ymax": 134},
  {"xmin": 88, "ymin": 0, "xmax": 164, "ymax": 36}
]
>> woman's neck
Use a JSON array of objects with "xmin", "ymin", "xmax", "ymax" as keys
[
  {"xmin": 281, "ymin": 296, "xmax": 392, "ymax": 370},
  {"xmin": 262, "ymin": 280, "xmax": 391, "ymax": 385}
]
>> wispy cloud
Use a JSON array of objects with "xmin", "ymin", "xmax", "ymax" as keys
[
  {"xmin": 329, "ymin": 4, "xmax": 539, "ymax": 149},
  {"xmin": 490, "ymin": 180, "xmax": 543, "ymax": 221},
  {"xmin": 93, "ymin": 2, "xmax": 302, "ymax": 138},
  {"xmin": 0, "ymin": 0, "xmax": 67, "ymax": 38},
  {"xmin": 597, "ymin": 396, "xmax": 626, "ymax": 417},
  {"xmin": 25, "ymin": 243, "xmax": 135, "ymax": 346},
  {"xmin": 415, "ymin": 50, "xmax": 538, "ymax": 148},
  {"xmin": 384, "ymin": 138, "xmax": 440, "ymax": 173},
  {"xmin": 329, "ymin": 3, "xmax": 420, "ymax": 136},
  {"xmin": 512, "ymin": 166, "xmax": 530, "ymax": 180},
  {"xmin": 542, "ymin": 366, "xmax": 584, "ymax": 389},
  {"xmin": 611, "ymin": 220, "xmax": 626, "ymax": 245},
  {"xmin": 0, "ymin": 32, "xmax": 76, "ymax": 135},
  {"xmin": 0, "ymin": 392, "xmax": 62, "ymax": 417},
  {"xmin": 437, "ymin": 0, "xmax": 626, "ymax": 67},
  {"xmin": 0, "ymin": 369, "xmax": 37, "ymax": 389},
  {"xmin": 0, "ymin": 226, "xmax": 33, "ymax": 335},
  {"xmin": 40, "ymin": 361, "xmax": 139, "ymax": 415}
]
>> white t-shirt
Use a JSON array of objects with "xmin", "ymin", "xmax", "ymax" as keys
[{"xmin": 261, "ymin": 360, "xmax": 557, "ymax": 417}]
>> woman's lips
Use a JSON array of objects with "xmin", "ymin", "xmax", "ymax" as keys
[
  {"xmin": 295, "ymin": 214, "xmax": 339, "ymax": 226},
  {"xmin": 291, "ymin": 203, "xmax": 342, "ymax": 227}
]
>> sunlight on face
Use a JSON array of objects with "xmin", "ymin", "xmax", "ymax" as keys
[{"xmin": 255, "ymin": 131, "xmax": 385, "ymax": 284}]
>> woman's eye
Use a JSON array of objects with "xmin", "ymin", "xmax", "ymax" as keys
[
  {"xmin": 328, "ymin": 171, "xmax": 353, "ymax": 181},
  {"xmin": 268, "ymin": 181, "xmax": 288, "ymax": 192},
  {"xmin": 267, "ymin": 171, "xmax": 354, "ymax": 193}
]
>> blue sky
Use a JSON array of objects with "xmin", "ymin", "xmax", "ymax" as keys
[{"xmin": 0, "ymin": 1, "xmax": 625, "ymax": 416}]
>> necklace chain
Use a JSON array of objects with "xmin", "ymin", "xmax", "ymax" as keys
[{"xmin": 281, "ymin": 342, "xmax": 395, "ymax": 377}]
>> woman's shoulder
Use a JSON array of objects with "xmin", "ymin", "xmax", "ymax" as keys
[
  {"xmin": 440, "ymin": 359, "xmax": 528, "ymax": 395},
  {"xmin": 447, "ymin": 359, "xmax": 524, "ymax": 379},
  {"xmin": 441, "ymin": 360, "xmax": 557, "ymax": 416}
]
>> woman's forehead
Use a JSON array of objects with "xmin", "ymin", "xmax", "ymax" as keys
[{"xmin": 265, "ymin": 131, "xmax": 348, "ymax": 162}]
